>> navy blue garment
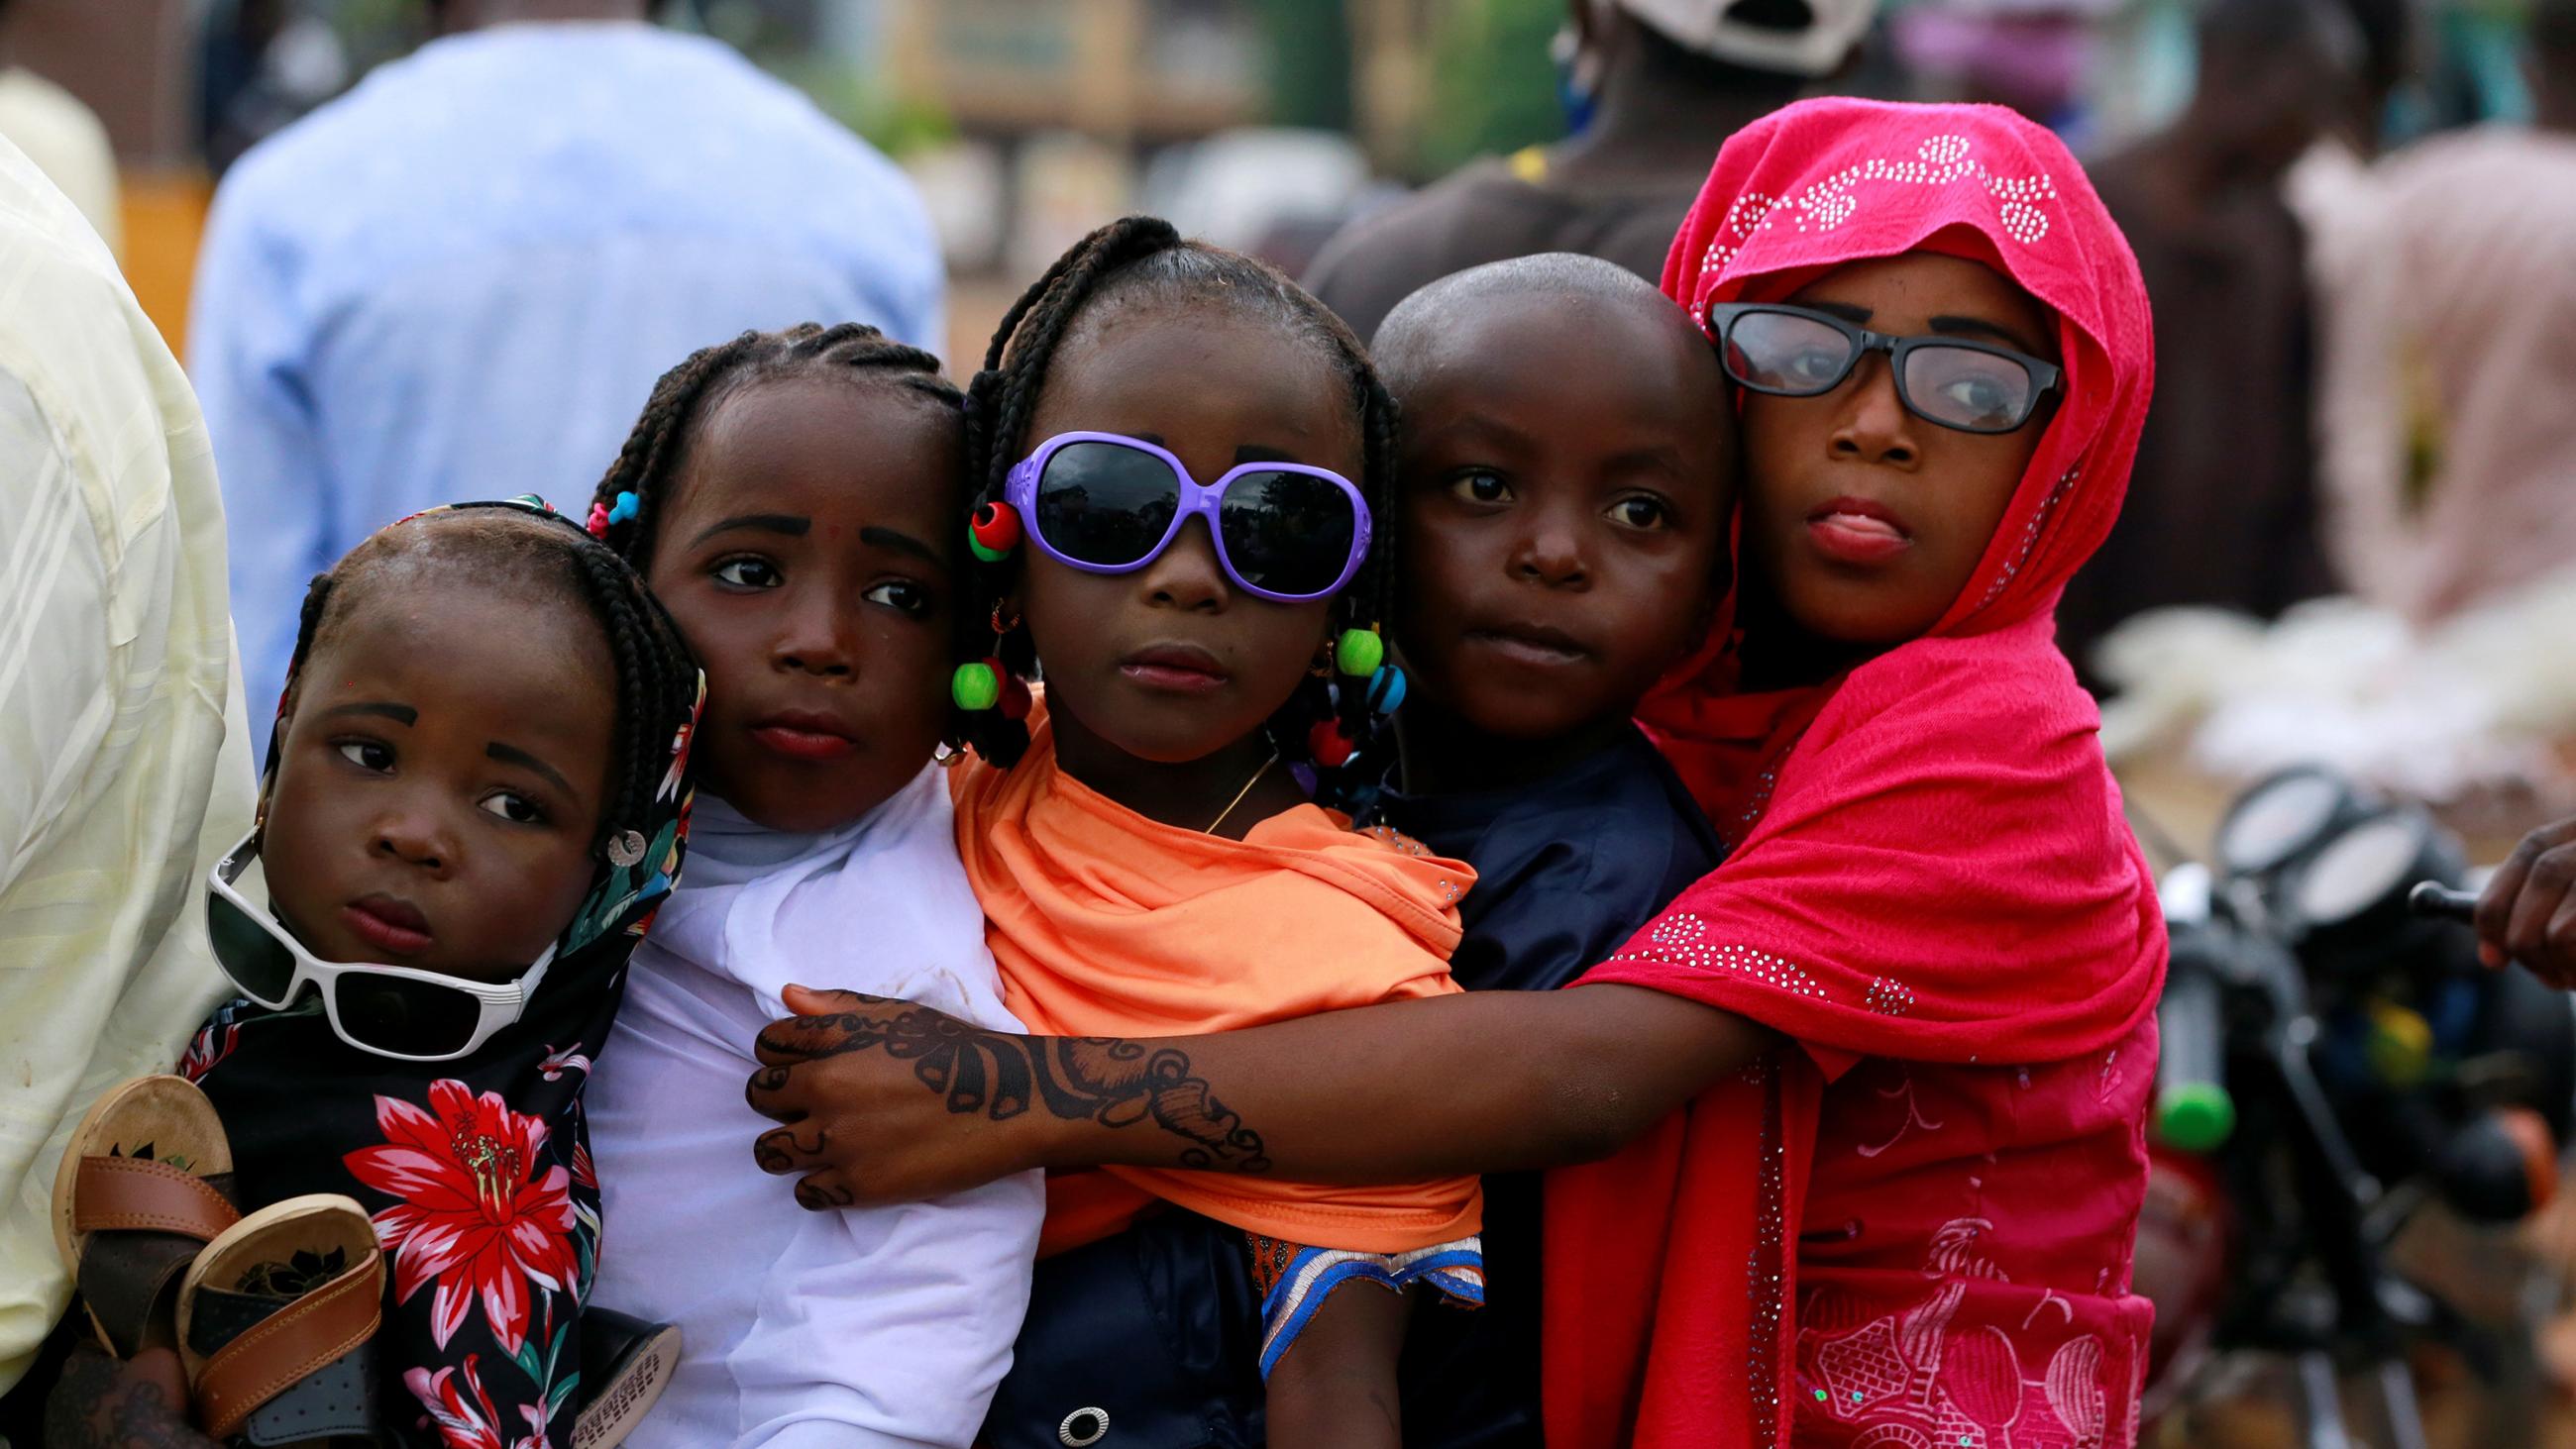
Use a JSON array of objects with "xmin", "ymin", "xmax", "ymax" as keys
[
  {"xmin": 1378, "ymin": 724, "xmax": 1721, "ymax": 1448},
  {"xmin": 984, "ymin": 725, "xmax": 1719, "ymax": 1449}
]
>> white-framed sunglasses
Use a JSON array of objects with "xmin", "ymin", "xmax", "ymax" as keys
[{"xmin": 206, "ymin": 832, "xmax": 555, "ymax": 1062}]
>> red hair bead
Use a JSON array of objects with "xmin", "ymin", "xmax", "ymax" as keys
[
  {"xmin": 1308, "ymin": 719, "xmax": 1356, "ymax": 768},
  {"xmin": 970, "ymin": 501, "xmax": 1022, "ymax": 555}
]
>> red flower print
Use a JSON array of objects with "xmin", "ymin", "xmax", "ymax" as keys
[
  {"xmin": 406, "ymin": 1356, "xmax": 525, "ymax": 1449},
  {"xmin": 347, "ymin": 1081, "xmax": 579, "ymax": 1353}
]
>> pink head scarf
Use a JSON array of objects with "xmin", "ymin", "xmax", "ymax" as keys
[
  {"xmin": 1639, "ymin": 95, "xmax": 2156, "ymax": 830},
  {"xmin": 1544, "ymin": 99, "xmax": 2167, "ymax": 1447}
]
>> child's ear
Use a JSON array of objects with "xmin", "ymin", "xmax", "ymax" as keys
[{"xmin": 259, "ymin": 685, "xmax": 301, "ymax": 820}]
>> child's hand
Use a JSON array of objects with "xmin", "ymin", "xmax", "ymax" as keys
[
  {"xmin": 45, "ymin": 1345, "xmax": 218, "ymax": 1449},
  {"xmin": 745, "ymin": 986, "xmax": 1051, "ymax": 1207},
  {"xmin": 2477, "ymin": 816, "xmax": 2576, "ymax": 988}
]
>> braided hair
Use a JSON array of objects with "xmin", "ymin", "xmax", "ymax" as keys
[
  {"xmin": 587, "ymin": 322, "xmax": 965, "ymax": 571},
  {"xmin": 955, "ymin": 216, "xmax": 1402, "ymax": 771},
  {"xmin": 277, "ymin": 503, "xmax": 699, "ymax": 852}
]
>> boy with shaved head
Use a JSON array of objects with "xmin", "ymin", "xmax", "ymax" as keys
[{"xmin": 1361, "ymin": 251, "xmax": 1734, "ymax": 1441}]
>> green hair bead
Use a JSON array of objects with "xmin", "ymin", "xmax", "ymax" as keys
[
  {"xmin": 1335, "ymin": 627, "xmax": 1384, "ymax": 677},
  {"xmin": 951, "ymin": 661, "xmax": 1001, "ymax": 712}
]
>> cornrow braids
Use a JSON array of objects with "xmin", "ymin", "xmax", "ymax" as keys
[
  {"xmin": 589, "ymin": 322, "xmax": 965, "ymax": 570},
  {"xmin": 954, "ymin": 215, "xmax": 1404, "ymax": 774},
  {"xmin": 274, "ymin": 503, "xmax": 700, "ymax": 851}
]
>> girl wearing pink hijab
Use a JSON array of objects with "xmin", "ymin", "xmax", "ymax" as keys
[{"xmin": 745, "ymin": 97, "xmax": 2168, "ymax": 1449}]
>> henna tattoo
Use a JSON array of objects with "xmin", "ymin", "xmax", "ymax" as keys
[
  {"xmin": 754, "ymin": 1130, "xmax": 796, "ymax": 1174},
  {"xmin": 794, "ymin": 1177, "xmax": 857, "ymax": 1210},
  {"xmin": 753, "ymin": 1124, "xmax": 829, "ymax": 1175},
  {"xmin": 760, "ymin": 995, "xmax": 1271, "ymax": 1173}
]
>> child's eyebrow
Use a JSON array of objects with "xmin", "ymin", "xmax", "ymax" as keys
[
  {"xmin": 859, "ymin": 526, "xmax": 947, "ymax": 570},
  {"xmin": 1601, "ymin": 444, "xmax": 1690, "ymax": 476},
  {"xmin": 327, "ymin": 701, "xmax": 416, "ymax": 725},
  {"xmin": 1236, "ymin": 444, "xmax": 1318, "ymax": 466},
  {"xmin": 1929, "ymin": 315, "xmax": 2046, "ymax": 356},
  {"xmin": 1415, "ymin": 411, "xmax": 1534, "ymax": 450},
  {"xmin": 689, "ymin": 513, "xmax": 810, "ymax": 547},
  {"xmin": 486, "ymin": 741, "xmax": 579, "ymax": 800}
]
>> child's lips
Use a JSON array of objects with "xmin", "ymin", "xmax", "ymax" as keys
[
  {"xmin": 1463, "ymin": 623, "xmax": 1594, "ymax": 669},
  {"xmin": 1805, "ymin": 498, "xmax": 1913, "ymax": 566},
  {"xmin": 344, "ymin": 896, "xmax": 433, "ymax": 957},
  {"xmin": 1120, "ymin": 644, "xmax": 1230, "ymax": 694},
  {"xmin": 749, "ymin": 711, "xmax": 860, "ymax": 762}
]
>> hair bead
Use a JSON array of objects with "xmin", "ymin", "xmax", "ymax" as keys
[
  {"xmin": 969, "ymin": 500, "xmax": 1022, "ymax": 559},
  {"xmin": 1335, "ymin": 626, "xmax": 1384, "ymax": 677},
  {"xmin": 952, "ymin": 659, "xmax": 1004, "ymax": 712},
  {"xmin": 1308, "ymin": 718, "xmax": 1357, "ymax": 768},
  {"xmin": 1365, "ymin": 665, "xmax": 1407, "ymax": 716}
]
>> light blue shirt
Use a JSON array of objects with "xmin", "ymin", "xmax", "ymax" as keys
[{"xmin": 190, "ymin": 22, "xmax": 945, "ymax": 761}]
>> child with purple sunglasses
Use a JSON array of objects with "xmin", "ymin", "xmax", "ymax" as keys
[{"xmin": 763, "ymin": 217, "xmax": 1483, "ymax": 1449}]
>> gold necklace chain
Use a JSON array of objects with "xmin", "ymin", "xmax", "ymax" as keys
[{"xmin": 1205, "ymin": 750, "xmax": 1281, "ymax": 835}]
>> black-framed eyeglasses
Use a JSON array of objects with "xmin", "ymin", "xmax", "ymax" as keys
[{"xmin": 1704, "ymin": 302, "xmax": 2065, "ymax": 436}]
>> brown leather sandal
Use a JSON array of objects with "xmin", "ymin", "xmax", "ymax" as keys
[
  {"xmin": 51, "ymin": 1075, "xmax": 245, "ymax": 1357},
  {"xmin": 178, "ymin": 1194, "xmax": 385, "ymax": 1446}
]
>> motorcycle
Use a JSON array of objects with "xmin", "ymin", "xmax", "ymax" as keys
[{"xmin": 2138, "ymin": 767, "xmax": 2576, "ymax": 1448}]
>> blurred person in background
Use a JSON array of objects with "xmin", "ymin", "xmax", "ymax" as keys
[
  {"xmin": 2055, "ymin": 0, "xmax": 2351, "ymax": 682},
  {"xmin": 2312, "ymin": 0, "xmax": 2415, "ymax": 158},
  {"xmin": 197, "ymin": 0, "xmax": 350, "ymax": 178},
  {"xmin": 0, "ymin": 134, "xmax": 252, "ymax": 1432},
  {"xmin": 192, "ymin": 0, "xmax": 944, "ymax": 762},
  {"xmin": 2283, "ymin": 0, "xmax": 2413, "ymax": 321},
  {"xmin": 2308, "ymin": 0, "xmax": 2576, "ymax": 626},
  {"xmin": 0, "ymin": 0, "xmax": 119, "ymax": 259},
  {"xmin": 1301, "ymin": 0, "xmax": 1873, "ymax": 340},
  {"xmin": 1886, "ymin": 3, "xmax": 2102, "ymax": 138}
]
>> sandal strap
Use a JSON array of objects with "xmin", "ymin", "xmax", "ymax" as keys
[
  {"xmin": 73, "ymin": 1156, "xmax": 241, "ymax": 1241},
  {"xmin": 195, "ymin": 1249, "xmax": 383, "ymax": 1442},
  {"xmin": 71, "ymin": 1164, "xmax": 243, "ymax": 1358}
]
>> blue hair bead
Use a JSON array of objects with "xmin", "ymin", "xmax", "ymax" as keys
[
  {"xmin": 1366, "ymin": 665, "xmax": 1407, "ymax": 715},
  {"xmin": 607, "ymin": 490, "xmax": 641, "ymax": 527}
]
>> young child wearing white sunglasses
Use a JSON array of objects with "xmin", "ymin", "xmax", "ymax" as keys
[{"xmin": 53, "ymin": 499, "xmax": 701, "ymax": 1448}]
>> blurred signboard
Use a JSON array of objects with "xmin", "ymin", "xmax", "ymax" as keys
[{"xmin": 882, "ymin": 0, "xmax": 1263, "ymax": 141}]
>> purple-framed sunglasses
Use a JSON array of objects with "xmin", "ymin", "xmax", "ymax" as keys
[{"xmin": 1004, "ymin": 431, "xmax": 1373, "ymax": 603}]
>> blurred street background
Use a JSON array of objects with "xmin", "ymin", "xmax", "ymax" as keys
[
  {"xmin": 8, "ymin": 0, "xmax": 2541, "ymax": 365},
  {"xmin": 7, "ymin": 1, "xmax": 2576, "ymax": 1444}
]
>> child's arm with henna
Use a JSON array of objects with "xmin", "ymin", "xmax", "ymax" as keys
[{"xmin": 745, "ymin": 983, "xmax": 1774, "ymax": 1207}]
